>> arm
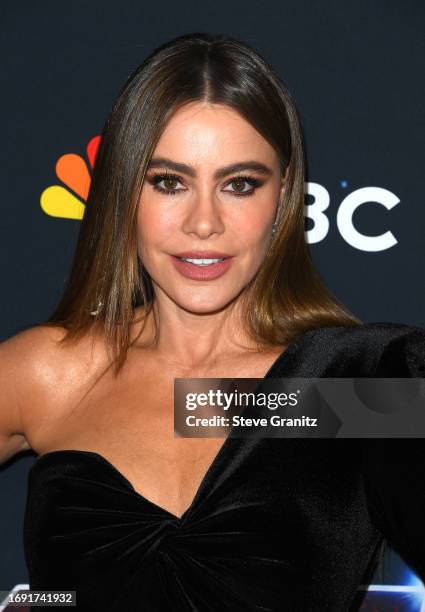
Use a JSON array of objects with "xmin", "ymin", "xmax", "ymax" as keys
[
  {"xmin": 0, "ymin": 325, "xmax": 64, "ymax": 465},
  {"xmin": 361, "ymin": 324, "xmax": 425, "ymax": 581},
  {"xmin": 0, "ymin": 330, "xmax": 32, "ymax": 464},
  {"xmin": 361, "ymin": 440, "xmax": 425, "ymax": 581}
]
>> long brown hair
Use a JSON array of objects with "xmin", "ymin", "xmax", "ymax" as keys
[{"xmin": 41, "ymin": 32, "xmax": 361, "ymax": 376}]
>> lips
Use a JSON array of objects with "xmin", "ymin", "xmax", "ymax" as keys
[
  {"xmin": 173, "ymin": 251, "xmax": 232, "ymax": 259},
  {"xmin": 170, "ymin": 254, "xmax": 234, "ymax": 280}
]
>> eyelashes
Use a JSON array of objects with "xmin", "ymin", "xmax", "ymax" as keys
[{"xmin": 146, "ymin": 171, "xmax": 264, "ymax": 198}]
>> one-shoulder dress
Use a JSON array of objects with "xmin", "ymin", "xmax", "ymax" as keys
[{"xmin": 23, "ymin": 322, "xmax": 425, "ymax": 611}]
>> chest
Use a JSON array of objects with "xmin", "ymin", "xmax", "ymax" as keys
[
  {"xmin": 25, "ymin": 436, "xmax": 379, "ymax": 612},
  {"xmin": 29, "ymin": 349, "xmax": 284, "ymax": 518}
]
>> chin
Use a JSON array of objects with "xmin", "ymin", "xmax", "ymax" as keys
[{"xmin": 174, "ymin": 294, "xmax": 236, "ymax": 315}]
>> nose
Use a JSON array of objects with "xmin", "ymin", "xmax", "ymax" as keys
[{"xmin": 181, "ymin": 188, "xmax": 226, "ymax": 238}]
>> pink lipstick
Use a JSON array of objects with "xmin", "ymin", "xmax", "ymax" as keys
[{"xmin": 170, "ymin": 251, "xmax": 234, "ymax": 281}]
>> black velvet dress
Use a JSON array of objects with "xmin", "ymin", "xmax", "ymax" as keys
[{"xmin": 23, "ymin": 322, "xmax": 425, "ymax": 611}]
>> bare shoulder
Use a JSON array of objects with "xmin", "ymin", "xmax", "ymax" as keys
[
  {"xmin": 1, "ymin": 324, "xmax": 67, "ymax": 373},
  {"xmin": 0, "ymin": 326, "xmax": 55, "ymax": 461},
  {"xmin": 0, "ymin": 324, "xmax": 107, "ymax": 462}
]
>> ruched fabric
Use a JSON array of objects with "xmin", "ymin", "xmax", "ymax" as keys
[{"xmin": 23, "ymin": 322, "xmax": 425, "ymax": 611}]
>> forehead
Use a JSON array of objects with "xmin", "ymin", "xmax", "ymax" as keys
[{"xmin": 153, "ymin": 101, "xmax": 279, "ymax": 166}]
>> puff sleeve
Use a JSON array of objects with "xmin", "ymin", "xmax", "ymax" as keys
[{"xmin": 360, "ymin": 324, "xmax": 425, "ymax": 582}]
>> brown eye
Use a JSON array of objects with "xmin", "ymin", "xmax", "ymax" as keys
[
  {"xmin": 163, "ymin": 176, "xmax": 179, "ymax": 190},
  {"xmin": 148, "ymin": 173, "xmax": 185, "ymax": 195},
  {"xmin": 223, "ymin": 175, "xmax": 262, "ymax": 197},
  {"xmin": 230, "ymin": 178, "xmax": 248, "ymax": 193}
]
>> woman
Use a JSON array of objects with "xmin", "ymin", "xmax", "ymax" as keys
[{"xmin": 1, "ymin": 32, "xmax": 424, "ymax": 611}]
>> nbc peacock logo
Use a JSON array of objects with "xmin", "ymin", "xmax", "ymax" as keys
[{"xmin": 40, "ymin": 135, "xmax": 101, "ymax": 220}]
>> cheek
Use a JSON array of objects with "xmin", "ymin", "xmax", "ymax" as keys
[
  {"xmin": 236, "ymin": 209, "xmax": 272, "ymax": 244},
  {"xmin": 232, "ymin": 186, "xmax": 278, "ymax": 240},
  {"xmin": 137, "ymin": 199, "xmax": 178, "ymax": 247},
  {"xmin": 231, "ymin": 210, "xmax": 274, "ymax": 271}
]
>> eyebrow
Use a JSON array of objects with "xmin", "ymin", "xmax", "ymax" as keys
[{"xmin": 146, "ymin": 157, "xmax": 274, "ymax": 180}]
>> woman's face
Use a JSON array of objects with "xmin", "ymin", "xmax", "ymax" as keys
[{"xmin": 137, "ymin": 101, "xmax": 285, "ymax": 314}]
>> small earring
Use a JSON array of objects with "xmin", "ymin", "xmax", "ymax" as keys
[
  {"xmin": 90, "ymin": 299, "xmax": 104, "ymax": 317},
  {"xmin": 271, "ymin": 222, "xmax": 277, "ymax": 235}
]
